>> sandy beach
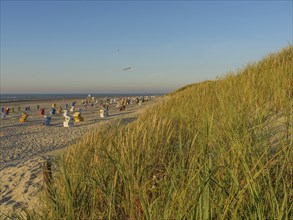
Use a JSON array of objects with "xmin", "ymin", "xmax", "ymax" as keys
[{"xmin": 0, "ymin": 97, "xmax": 159, "ymax": 217}]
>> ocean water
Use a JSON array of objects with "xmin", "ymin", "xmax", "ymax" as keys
[{"xmin": 0, "ymin": 93, "xmax": 162, "ymax": 103}]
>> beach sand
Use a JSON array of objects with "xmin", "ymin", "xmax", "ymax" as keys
[{"xmin": 0, "ymin": 97, "xmax": 159, "ymax": 217}]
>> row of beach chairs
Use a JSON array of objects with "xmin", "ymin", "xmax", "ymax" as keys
[
  {"xmin": 16, "ymin": 110, "xmax": 84, "ymax": 126},
  {"xmin": 1, "ymin": 101, "xmax": 113, "ymax": 125}
]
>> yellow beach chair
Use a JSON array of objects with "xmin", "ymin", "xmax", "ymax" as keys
[
  {"xmin": 73, "ymin": 112, "xmax": 84, "ymax": 123},
  {"xmin": 57, "ymin": 107, "xmax": 63, "ymax": 113},
  {"xmin": 19, "ymin": 112, "xmax": 28, "ymax": 123}
]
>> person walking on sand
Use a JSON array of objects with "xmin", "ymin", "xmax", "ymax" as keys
[
  {"xmin": 104, "ymin": 103, "xmax": 109, "ymax": 117},
  {"xmin": 120, "ymin": 97, "xmax": 126, "ymax": 111}
]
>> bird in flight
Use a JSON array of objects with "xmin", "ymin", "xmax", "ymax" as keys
[{"xmin": 122, "ymin": 67, "xmax": 131, "ymax": 71}]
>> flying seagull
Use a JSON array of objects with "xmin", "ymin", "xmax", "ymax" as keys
[{"xmin": 122, "ymin": 67, "xmax": 131, "ymax": 71}]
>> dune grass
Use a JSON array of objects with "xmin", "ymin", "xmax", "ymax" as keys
[{"xmin": 26, "ymin": 46, "xmax": 292, "ymax": 219}]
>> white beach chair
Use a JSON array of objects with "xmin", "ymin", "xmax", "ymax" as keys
[
  {"xmin": 63, "ymin": 110, "xmax": 74, "ymax": 127},
  {"xmin": 100, "ymin": 109, "xmax": 104, "ymax": 118},
  {"xmin": 1, "ymin": 111, "xmax": 6, "ymax": 119}
]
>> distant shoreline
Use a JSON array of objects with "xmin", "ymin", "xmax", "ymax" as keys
[
  {"xmin": 0, "ymin": 97, "xmax": 67, "ymax": 104},
  {"xmin": 0, "ymin": 93, "xmax": 165, "ymax": 104}
]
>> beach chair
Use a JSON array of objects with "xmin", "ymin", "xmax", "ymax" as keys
[
  {"xmin": 73, "ymin": 112, "xmax": 84, "ymax": 123},
  {"xmin": 63, "ymin": 110, "xmax": 74, "ymax": 127},
  {"xmin": 39, "ymin": 108, "xmax": 45, "ymax": 116},
  {"xmin": 57, "ymin": 107, "xmax": 63, "ymax": 113},
  {"xmin": 43, "ymin": 115, "xmax": 52, "ymax": 126},
  {"xmin": 4, "ymin": 108, "xmax": 10, "ymax": 115},
  {"xmin": 120, "ymin": 105, "xmax": 126, "ymax": 111},
  {"xmin": 1, "ymin": 111, "xmax": 6, "ymax": 119},
  {"xmin": 63, "ymin": 110, "xmax": 68, "ymax": 117},
  {"xmin": 50, "ymin": 108, "xmax": 56, "ymax": 115},
  {"xmin": 19, "ymin": 112, "xmax": 28, "ymax": 123},
  {"xmin": 100, "ymin": 109, "xmax": 105, "ymax": 118}
]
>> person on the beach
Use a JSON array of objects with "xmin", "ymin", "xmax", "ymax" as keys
[
  {"xmin": 104, "ymin": 103, "xmax": 109, "ymax": 117},
  {"xmin": 70, "ymin": 101, "xmax": 76, "ymax": 111},
  {"xmin": 1, "ymin": 108, "xmax": 6, "ymax": 119},
  {"xmin": 120, "ymin": 98, "xmax": 126, "ymax": 111}
]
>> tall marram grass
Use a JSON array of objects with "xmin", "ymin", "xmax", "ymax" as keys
[{"xmin": 29, "ymin": 46, "xmax": 292, "ymax": 219}]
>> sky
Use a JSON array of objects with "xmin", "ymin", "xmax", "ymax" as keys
[{"xmin": 0, "ymin": 0, "xmax": 292, "ymax": 94}]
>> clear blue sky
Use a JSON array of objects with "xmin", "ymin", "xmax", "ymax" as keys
[{"xmin": 1, "ymin": 0, "xmax": 292, "ymax": 94}]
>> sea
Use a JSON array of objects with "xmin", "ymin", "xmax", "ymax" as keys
[{"xmin": 0, "ymin": 93, "xmax": 163, "ymax": 103}]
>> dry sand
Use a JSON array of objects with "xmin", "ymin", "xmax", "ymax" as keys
[{"xmin": 0, "ymin": 97, "xmax": 159, "ymax": 217}]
